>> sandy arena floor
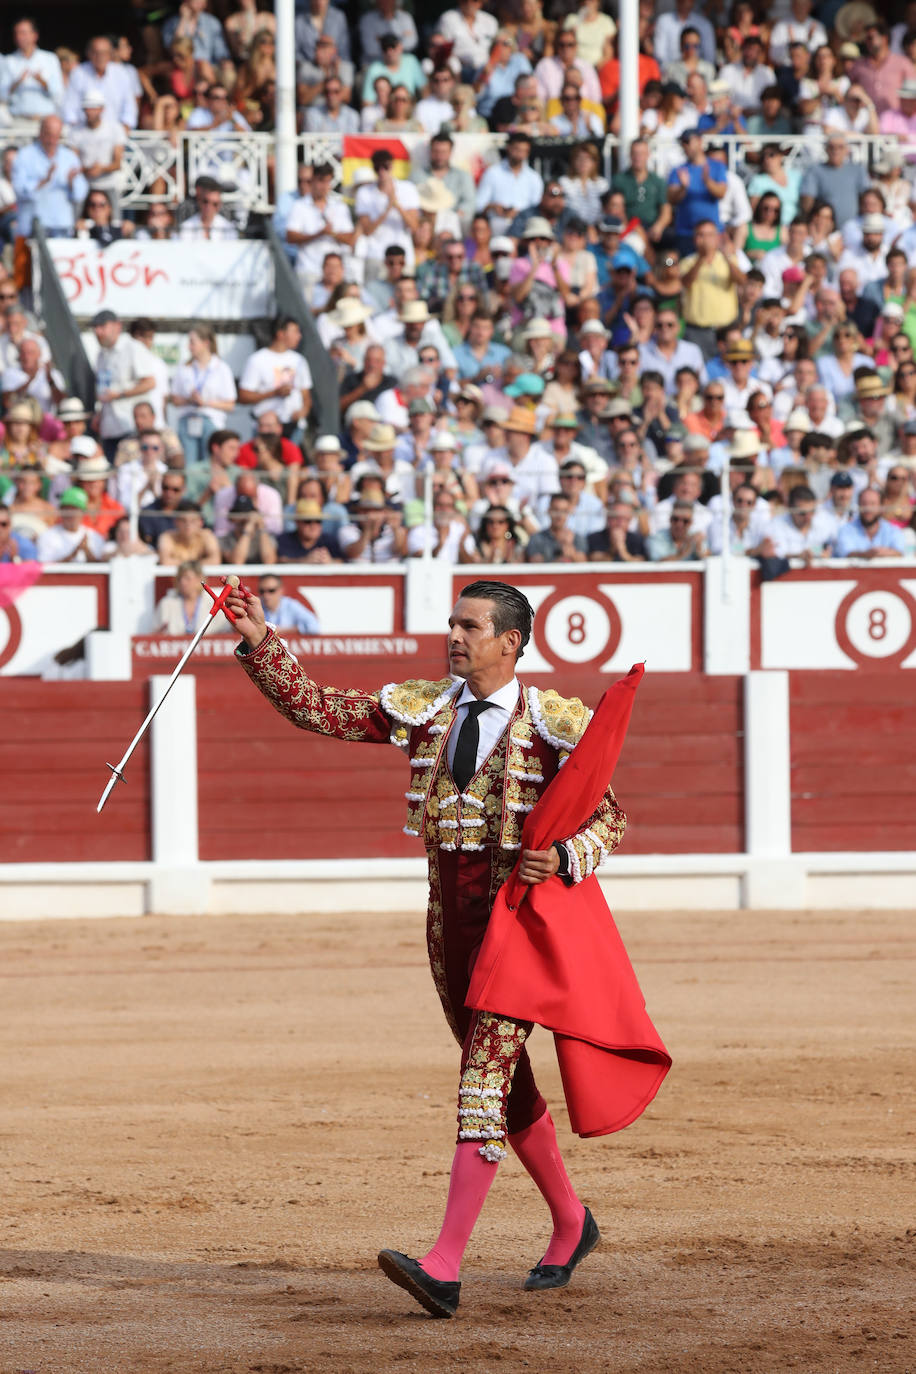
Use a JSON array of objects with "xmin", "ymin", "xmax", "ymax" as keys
[{"xmin": 0, "ymin": 906, "xmax": 913, "ymax": 1374}]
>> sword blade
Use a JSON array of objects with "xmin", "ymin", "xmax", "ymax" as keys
[{"xmin": 96, "ymin": 616, "xmax": 215, "ymax": 814}]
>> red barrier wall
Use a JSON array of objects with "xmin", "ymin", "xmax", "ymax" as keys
[
  {"xmin": 1, "ymin": 681, "xmax": 151, "ymax": 863},
  {"xmin": 790, "ymin": 673, "xmax": 916, "ymax": 852},
  {"xmin": 197, "ymin": 660, "xmax": 745, "ymax": 861}
]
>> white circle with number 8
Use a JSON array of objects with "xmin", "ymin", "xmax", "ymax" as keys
[
  {"xmin": 542, "ymin": 595, "xmax": 612, "ymax": 664},
  {"xmin": 843, "ymin": 590, "xmax": 912, "ymax": 658}
]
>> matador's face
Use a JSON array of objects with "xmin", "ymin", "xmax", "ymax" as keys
[{"xmin": 447, "ymin": 597, "xmax": 511, "ymax": 681}]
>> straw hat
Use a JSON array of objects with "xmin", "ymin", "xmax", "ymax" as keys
[
  {"xmin": 58, "ymin": 397, "xmax": 91, "ymax": 423},
  {"xmin": 294, "ymin": 499, "xmax": 324, "ymax": 519},
  {"xmin": 363, "ymin": 422, "xmax": 398, "ymax": 451},
  {"xmin": 416, "ymin": 180, "xmax": 456, "ymax": 214},
  {"xmin": 75, "ymin": 454, "xmax": 112, "ymax": 478},
  {"xmin": 855, "ymin": 373, "xmax": 889, "ymax": 399},
  {"xmin": 521, "ymin": 317, "xmax": 553, "ymax": 341},
  {"xmin": 785, "ymin": 409, "xmax": 812, "ymax": 433},
  {"xmin": 522, "ymin": 216, "xmax": 555, "ymax": 241},
  {"xmin": 503, "ymin": 406, "xmax": 536, "ymax": 435},
  {"xmin": 429, "ymin": 431, "xmax": 458, "ymax": 451},
  {"xmin": 399, "ymin": 300, "xmax": 430, "ymax": 324},
  {"xmin": 326, "ymin": 298, "xmax": 374, "ymax": 330},
  {"xmin": 725, "ymin": 338, "xmax": 755, "ymax": 362},
  {"xmin": 4, "ymin": 402, "xmax": 35, "ymax": 424},
  {"xmin": 730, "ymin": 431, "xmax": 761, "ymax": 460}
]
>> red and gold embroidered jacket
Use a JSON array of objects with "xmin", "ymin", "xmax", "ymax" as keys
[{"xmin": 236, "ymin": 630, "xmax": 626, "ymax": 880}]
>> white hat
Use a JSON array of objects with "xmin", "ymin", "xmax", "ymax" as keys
[
  {"xmin": 75, "ymin": 452, "xmax": 112, "ymax": 478},
  {"xmin": 58, "ymin": 397, "xmax": 91, "ymax": 422},
  {"xmin": 416, "ymin": 180, "xmax": 456, "ymax": 214},
  {"xmin": 429, "ymin": 431, "xmax": 458, "ymax": 451},
  {"xmin": 861, "ymin": 213, "xmax": 886, "ymax": 234},
  {"xmin": 490, "ymin": 235, "xmax": 515, "ymax": 254},
  {"xmin": 684, "ymin": 432, "xmax": 710, "ymax": 451},
  {"xmin": 345, "ymin": 400, "xmax": 380, "ymax": 424},
  {"xmin": 785, "ymin": 408, "xmax": 812, "ymax": 432},
  {"xmin": 314, "ymin": 434, "xmax": 342, "ymax": 453},
  {"xmin": 709, "ymin": 79, "xmax": 730, "ymax": 97},
  {"xmin": 580, "ymin": 319, "xmax": 609, "ymax": 337},
  {"xmin": 70, "ymin": 435, "xmax": 100, "ymax": 459},
  {"xmin": 522, "ymin": 317, "xmax": 553, "ymax": 340},
  {"xmin": 326, "ymin": 297, "xmax": 374, "ymax": 330},
  {"xmin": 351, "ymin": 167, "xmax": 375, "ymax": 187},
  {"xmin": 399, "ymin": 300, "xmax": 430, "ymax": 324},
  {"xmin": 882, "ymin": 301, "xmax": 905, "ymax": 319},
  {"xmin": 522, "ymin": 216, "xmax": 556, "ymax": 241},
  {"xmin": 900, "ymin": 79, "xmax": 916, "ymax": 98},
  {"xmin": 81, "ymin": 87, "xmax": 106, "ymax": 108},
  {"xmin": 798, "ymin": 79, "xmax": 820, "ymax": 100}
]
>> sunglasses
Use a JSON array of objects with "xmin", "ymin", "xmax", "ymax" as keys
[
  {"xmin": 162, "ymin": 483, "xmax": 183, "ymax": 491},
  {"xmin": 259, "ymin": 585, "xmax": 281, "ymax": 594}
]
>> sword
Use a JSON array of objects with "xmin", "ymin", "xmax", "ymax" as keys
[{"xmin": 96, "ymin": 574, "xmax": 251, "ymax": 814}]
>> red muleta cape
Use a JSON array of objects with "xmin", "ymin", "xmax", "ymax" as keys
[{"xmin": 466, "ymin": 663, "xmax": 671, "ymax": 1138}]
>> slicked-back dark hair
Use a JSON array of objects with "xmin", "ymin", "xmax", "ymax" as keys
[{"xmin": 459, "ymin": 580, "xmax": 534, "ymax": 660}]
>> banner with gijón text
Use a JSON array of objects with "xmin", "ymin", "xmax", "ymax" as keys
[{"xmin": 46, "ymin": 240, "xmax": 275, "ymax": 320}]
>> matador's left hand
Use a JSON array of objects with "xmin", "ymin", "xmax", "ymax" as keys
[{"xmin": 519, "ymin": 847, "xmax": 560, "ymax": 884}]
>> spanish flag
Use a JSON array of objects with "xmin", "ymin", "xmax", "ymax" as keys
[{"xmin": 341, "ymin": 135, "xmax": 411, "ymax": 187}]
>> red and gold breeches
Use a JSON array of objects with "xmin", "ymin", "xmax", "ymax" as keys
[{"xmin": 427, "ymin": 848, "xmax": 547, "ymax": 1160}]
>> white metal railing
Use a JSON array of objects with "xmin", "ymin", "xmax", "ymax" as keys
[{"xmin": 3, "ymin": 125, "xmax": 906, "ymax": 216}]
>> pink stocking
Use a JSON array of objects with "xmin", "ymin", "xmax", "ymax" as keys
[
  {"xmin": 509, "ymin": 1110, "xmax": 585, "ymax": 1266},
  {"xmin": 419, "ymin": 1141, "xmax": 499, "ymax": 1281}
]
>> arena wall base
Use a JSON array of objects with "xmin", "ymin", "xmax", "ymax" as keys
[{"xmin": 2, "ymin": 854, "xmax": 915, "ymax": 922}]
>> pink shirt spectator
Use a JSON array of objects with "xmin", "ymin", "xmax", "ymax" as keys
[
  {"xmin": 850, "ymin": 52, "xmax": 916, "ymax": 114},
  {"xmin": 533, "ymin": 55, "xmax": 601, "ymax": 109},
  {"xmin": 507, "ymin": 257, "xmax": 566, "ymax": 336},
  {"xmin": 212, "ymin": 481, "xmax": 284, "ymax": 538},
  {"xmin": 879, "ymin": 107, "xmax": 916, "ymax": 159}
]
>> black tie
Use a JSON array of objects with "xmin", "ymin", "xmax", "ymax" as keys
[{"xmin": 452, "ymin": 700, "xmax": 493, "ymax": 792}]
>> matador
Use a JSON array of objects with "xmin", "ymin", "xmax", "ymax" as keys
[{"xmin": 228, "ymin": 577, "xmax": 659, "ymax": 1318}]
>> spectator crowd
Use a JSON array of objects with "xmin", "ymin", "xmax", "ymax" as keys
[{"xmin": 1, "ymin": 0, "xmax": 916, "ymax": 594}]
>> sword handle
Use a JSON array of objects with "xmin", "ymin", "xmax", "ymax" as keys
[{"xmin": 201, "ymin": 574, "xmax": 254, "ymax": 624}]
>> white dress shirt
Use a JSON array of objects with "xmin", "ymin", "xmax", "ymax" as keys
[{"xmin": 447, "ymin": 677, "xmax": 520, "ymax": 776}]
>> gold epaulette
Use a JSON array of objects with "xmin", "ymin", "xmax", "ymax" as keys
[
  {"xmin": 528, "ymin": 687, "xmax": 592, "ymax": 751},
  {"xmin": 379, "ymin": 676, "xmax": 461, "ymax": 727}
]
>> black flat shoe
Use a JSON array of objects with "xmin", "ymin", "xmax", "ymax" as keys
[
  {"xmin": 523, "ymin": 1207, "xmax": 600, "ymax": 1291},
  {"xmin": 378, "ymin": 1249, "xmax": 460, "ymax": 1317}
]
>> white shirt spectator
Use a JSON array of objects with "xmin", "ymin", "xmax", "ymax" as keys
[
  {"xmin": 239, "ymin": 347, "xmax": 313, "ymax": 423},
  {"xmin": 355, "ymin": 178, "xmax": 420, "ymax": 267},
  {"xmin": 407, "ymin": 517, "xmax": 468, "ymax": 559},
  {"xmin": 706, "ymin": 501, "xmax": 771, "ymax": 553},
  {"xmin": 769, "ymin": 15, "xmax": 827, "ymax": 68},
  {"xmin": 0, "ymin": 45, "xmax": 64, "ymax": 118},
  {"xmin": 170, "ymin": 355, "xmax": 237, "ymax": 428},
  {"xmin": 500, "ymin": 444, "xmax": 560, "ymax": 508},
  {"xmin": 651, "ymin": 493, "xmax": 712, "ymax": 536},
  {"xmin": 767, "ymin": 508, "xmax": 835, "ymax": 556},
  {"xmin": 836, "ymin": 248, "xmax": 888, "ymax": 290},
  {"xmin": 68, "ymin": 118, "xmax": 124, "ymax": 196},
  {"xmin": 177, "ymin": 212, "xmax": 239, "ymax": 241},
  {"xmin": 62, "ymin": 60, "xmax": 137, "ymax": 128},
  {"xmin": 37, "ymin": 523, "xmax": 106, "ymax": 562},
  {"xmin": 436, "ymin": 7, "xmax": 498, "ymax": 73},
  {"xmin": 716, "ymin": 60, "xmax": 776, "ymax": 112},
  {"xmin": 723, "ymin": 376, "xmax": 773, "ymax": 411},
  {"xmin": 286, "ymin": 192, "xmax": 354, "ymax": 280},
  {"xmin": 415, "ymin": 95, "xmax": 457, "ymax": 135},
  {"xmin": 95, "ymin": 335, "xmax": 157, "ymax": 439}
]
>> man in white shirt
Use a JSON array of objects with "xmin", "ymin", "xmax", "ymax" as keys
[
  {"xmin": 91, "ymin": 309, "xmax": 157, "ymax": 457},
  {"xmin": 185, "ymin": 82, "xmax": 250, "ymax": 132},
  {"xmin": 416, "ymin": 68, "xmax": 459, "ymax": 135},
  {"xmin": 68, "ymin": 91, "xmax": 124, "ymax": 218},
  {"xmin": 718, "ymin": 36, "xmax": 776, "ymax": 114},
  {"xmin": 492, "ymin": 406, "xmax": 560, "ymax": 509},
  {"xmin": 721, "ymin": 339, "xmax": 773, "ymax": 412},
  {"xmin": 61, "ymin": 35, "xmax": 137, "ymax": 129},
  {"xmin": 437, "ymin": 0, "xmax": 498, "ymax": 79},
  {"xmin": 762, "ymin": 483, "xmax": 835, "ymax": 558},
  {"xmin": 37, "ymin": 487, "xmax": 106, "ymax": 562},
  {"xmin": 0, "ymin": 18, "xmax": 63, "ymax": 119},
  {"xmin": 177, "ymin": 178, "xmax": 239, "ymax": 241},
  {"xmin": 769, "ymin": 0, "xmax": 827, "ymax": 67},
  {"xmin": 285, "ymin": 161, "xmax": 354, "ymax": 282},
  {"xmin": 238, "ymin": 315, "xmax": 313, "ymax": 431},
  {"xmin": 638, "ymin": 307, "xmax": 707, "ymax": 393},
  {"xmin": 355, "ymin": 148, "xmax": 420, "ymax": 272},
  {"xmin": 651, "ymin": 470, "xmax": 713, "ymax": 537}
]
